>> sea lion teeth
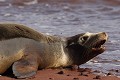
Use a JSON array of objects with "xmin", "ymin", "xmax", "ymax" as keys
[
  {"xmin": 0, "ymin": 23, "xmax": 108, "ymax": 78},
  {"xmin": 92, "ymin": 46, "xmax": 105, "ymax": 51}
]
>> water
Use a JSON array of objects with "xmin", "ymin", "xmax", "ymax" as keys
[{"xmin": 0, "ymin": 0, "xmax": 120, "ymax": 76}]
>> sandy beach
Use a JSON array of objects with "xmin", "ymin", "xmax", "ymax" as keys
[{"xmin": 0, "ymin": 68, "xmax": 120, "ymax": 80}]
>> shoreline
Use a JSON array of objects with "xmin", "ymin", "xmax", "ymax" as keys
[{"xmin": 0, "ymin": 68, "xmax": 119, "ymax": 80}]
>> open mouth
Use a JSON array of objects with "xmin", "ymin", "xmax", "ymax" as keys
[{"xmin": 92, "ymin": 40, "xmax": 106, "ymax": 50}]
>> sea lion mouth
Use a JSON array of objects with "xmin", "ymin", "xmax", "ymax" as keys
[{"xmin": 92, "ymin": 40, "xmax": 106, "ymax": 52}]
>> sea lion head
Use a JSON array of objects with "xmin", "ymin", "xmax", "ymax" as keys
[{"xmin": 67, "ymin": 32, "xmax": 108, "ymax": 65}]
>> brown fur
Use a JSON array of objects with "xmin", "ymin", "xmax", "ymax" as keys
[{"xmin": 0, "ymin": 23, "xmax": 108, "ymax": 79}]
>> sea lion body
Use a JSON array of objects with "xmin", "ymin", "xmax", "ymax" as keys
[
  {"xmin": 0, "ymin": 23, "xmax": 108, "ymax": 78},
  {"xmin": 0, "ymin": 38, "xmax": 68, "ymax": 72}
]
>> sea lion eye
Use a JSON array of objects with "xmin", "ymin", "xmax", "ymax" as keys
[
  {"xmin": 79, "ymin": 36, "xmax": 89, "ymax": 43},
  {"xmin": 82, "ymin": 36, "xmax": 88, "ymax": 41}
]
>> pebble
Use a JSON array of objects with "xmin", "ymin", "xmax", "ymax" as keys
[
  {"xmin": 57, "ymin": 71, "xmax": 64, "ymax": 74},
  {"xmin": 49, "ymin": 78, "xmax": 54, "ymax": 80},
  {"xmin": 73, "ymin": 78, "xmax": 79, "ymax": 80},
  {"xmin": 79, "ymin": 72, "xmax": 88, "ymax": 76},
  {"xmin": 93, "ymin": 70, "xmax": 100, "ymax": 73},
  {"xmin": 107, "ymin": 72, "xmax": 112, "ymax": 76},
  {"xmin": 67, "ymin": 74, "xmax": 70, "ymax": 76},
  {"xmin": 78, "ymin": 68, "xmax": 91, "ymax": 73},
  {"xmin": 93, "ymin": 75, "xmax": 101, "ymax": 79},
  {"xmin": 115, "ymin": 70, "xmax": 119, "ymax": 72}
]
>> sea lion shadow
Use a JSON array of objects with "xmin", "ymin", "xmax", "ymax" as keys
[{"xmin": 2, "ymin": 65, "xmax": 16, "ymax": 78}]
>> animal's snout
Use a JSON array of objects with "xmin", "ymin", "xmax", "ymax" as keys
[
  {"xmin": 98, "ymin": 32, "xmax": 108, "ymax": 40},
  {"xmin": 101, "ymin": 32, "xmax": 107, "ymax": 36},
  {"xmin": 98, "ymin": 32, "xmax": 107, "ymax": 36}
]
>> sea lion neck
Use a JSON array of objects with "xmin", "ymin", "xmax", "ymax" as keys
[{"xmin": 65, "ymin": 43, "xmax": 87, "ymax": 65}]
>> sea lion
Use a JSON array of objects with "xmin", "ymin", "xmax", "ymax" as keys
[{"xmin": 0, "ymin": 23, "xmax": 108, "ymax": 78}]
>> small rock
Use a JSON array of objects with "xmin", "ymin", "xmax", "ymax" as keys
[
  {"xmin": 79, "ymin": 72, "xmax": 83, "ymax": 76},
  {"xmin": 67, "ymin": 74, "xmax": 70, "ymax": 76},
  {"xmin": 93, "ymin": 75, "xmax": 101, "ymax": 79},
  {"xmin": 109, "ymin": 69, "xmax": 119, "ymax": 73},
  {"xmin": 49, "ymin": 78, "xmax": 54, "ymax": 80},
  {"xmin": 93, "ymin": 70, "xmax": 100, "ymax": 73},
  {"xmin": 78, "ymin": 68, "xmax": 91, "ymax": 73},
  {"xmin": 107, "ymin": 72, "xmax": 112, "ymax": 76},
  {"xmin": 79, "ymin": 72, "xmax": 88, "ymax": 76},
  {"xmin": 115, "ymin": 70, "xmax": 119, "ymax": 72},
  {"xmin": 73, "ymin": 78, "xmax": 79, "ymax": 80},
  {"xmin": 57, "ymin": 71, "xmax": 64, "ymax": 74}
]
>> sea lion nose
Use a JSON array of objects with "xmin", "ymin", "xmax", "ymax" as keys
[
  {"xmin": 97, "ymin": 32, "xmax": 108, "ymax": 40},
  {"xmin": 100, "ymin": 32, "xmax": 108, "ymax": 40},
  {"xmin": 102, "ymin": 32, "xmax": 107, "ymax": 36},
  {"xmin": 98, "ymin": 32, "xmax": 107, "ymax": 36}
]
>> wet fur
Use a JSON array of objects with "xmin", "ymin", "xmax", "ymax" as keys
[{"xmin": 0, "ymin": 23, "xmax": 107, "ymax": 78}]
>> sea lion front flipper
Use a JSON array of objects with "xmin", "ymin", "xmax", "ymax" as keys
[{"xmin": 12, "ymin": 56, "xmax": 39, "ymax": 78}]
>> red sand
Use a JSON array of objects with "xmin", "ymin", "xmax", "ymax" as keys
[{"xmin": 0, "ymin": 68, "xmax": 119, "ymax": 80}]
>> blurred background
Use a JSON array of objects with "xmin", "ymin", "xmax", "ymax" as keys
[{"xmin": 0, "ymin": 0, "xmax": 120, "ymax": 76}]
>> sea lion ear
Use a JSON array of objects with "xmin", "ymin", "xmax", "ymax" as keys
[
  {"xmin": 67, "ymin": 42, "xmax": 75, "ymax": 47},
  {"xmin": 66, "ymin": 41, "xmax": 84, "ymax": 49},
  {"xmin": 66, "ymin": 39, "xmax": 75, "ymax": 47},
  {"xmin": 66, "ymin": 40, "xmax": 83, "ymax": 48}
]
